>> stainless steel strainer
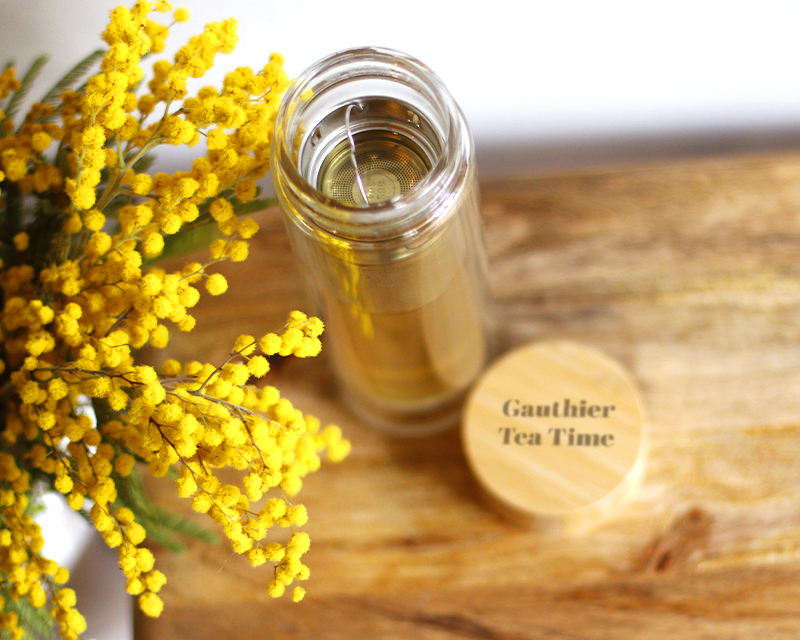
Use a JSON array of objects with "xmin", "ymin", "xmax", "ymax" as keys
[
  {"xmin": 317, "ymin": 131, "xmax": 431, "ymax": 205},
  {"xmin": 297, "ymin": 98, "xmax": 439, "ymax": 206}
]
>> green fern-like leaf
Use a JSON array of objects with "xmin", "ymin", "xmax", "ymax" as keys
[
  {"xmin": 232, "ymin": 195, "xmax": 276, "ymax": 217},
  {"xmin": 39, "ymin": 49, "xmax": 104, "ymax": 109},
  {"xmin": 0, "ymin": 582, "xmax": 54, "ymax": 640},
  {"xmin": 131, "ymin": 153, "xmax": 157, "ymax": 174},
  {"xmin": 150, "ymin": 193, "xmax": 276, "ymax": 266},
  {"xmin": 140, "ymin": 507, "xmax": 222, "ymax": 554},
  {"xmin": 4, "ymin": 55, "xmax": 48, "ymax": 121},
  {"xmin": 154, "ymin": 223, "xmax": 217, "ymax": 266},
  {"xmin": 113, "ymin": 468, "xmax": 218, "ymax": 554},
  {"xmin": 0, "ymin": 182, "xmax": 23, "ymax": 247}
]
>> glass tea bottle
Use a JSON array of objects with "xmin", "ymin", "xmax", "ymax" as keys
[{"xmin": 271, "ymin": 47, "xmax": 491, "ymax": 435}]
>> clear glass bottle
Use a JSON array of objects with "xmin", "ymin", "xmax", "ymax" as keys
[{"xmin": 271, "ymin": 47, "xmax": 490, "ymax": 435}]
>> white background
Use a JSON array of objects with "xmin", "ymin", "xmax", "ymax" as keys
[
  {"xmin": 4, "ymin": 2, "xmax": 800, "ymax": 639},
  {"xmin": 3, "ymin": 1, "xmax": 800, "ymax": 175}
]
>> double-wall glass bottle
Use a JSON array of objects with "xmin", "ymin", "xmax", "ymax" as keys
[{"xmin": 271, "ymin": 47, "xmax": 490, "ymax": 435}]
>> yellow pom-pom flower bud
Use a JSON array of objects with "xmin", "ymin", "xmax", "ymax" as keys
[
  {"xmin": 131, "ymin": 173, "xmax": 154, "ymax": 195},
  {"xmin": 13, "ymin": 232, "xmax": 29, "ymax": 251},
  {"xmin": 54, "ymin": 567, "xmax": 70, "ymax": 584},
  {"xmin": 84, "ymin": 209, "xmax": 105, "ymax": 231},
  {"xmin": 64, "ymin": 214, "xmax": 82, "ymax": 234},
  {"xmin": 247, "ymin": 356, "xmax": 269, "ymax": 377},
  {"xmin": 233, "ymin": 334, "xmax": 256, "ymax": 355},
  {"xmin": 145, "ymin": 570, "xmax": 167, "ymax": 593},
  {"xmin": 141, "ymin": 232, "xmax": 165, "ymax": 257},
  {"xmin": 228, "ymin": 240, "xmax": 248, "ymax": 262},
  {"xmin": 258, "ymin": 333, "xmax": 281, "ymax": 355},
  {"xmin": 209, "ymin": 238, "xmax": 227, "ymax": 259},
  {"xmin": 114, "ymin": 454, "xmax": 135, "ymax": 477},
  {"xmin": 54, "ymin": 475, "xmax": 74, "ymax": 494},
  {"xmin": 205, "ymin": 273, "xmax": 227, "ymax": 295},
  {"xmin": 136, "ymin": 548, "xmax": 156, "ymax": 573},
  {"xmin": 86, "ymin": 231, "xmax": 112, "ymax": 258},
  {"xmin": 238, "ymin": 218, "xmax": 259, "ymax": 239},
  {"xmin": 209, "ymin": 198, "xmax": 233, "ymax": 222},
  {"xmin": 150, "ymin": 324, "xmax": 169, "ymax": 348},
  {"xmin": 31, "ymin": 131, "xmax": 51, "ymax": 152}
]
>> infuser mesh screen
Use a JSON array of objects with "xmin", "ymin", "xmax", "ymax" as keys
[
  {"xmin": 318, "ymin": 133, "xmax": 431, "ymax": 205},
  {"xmin": 328, "ymin": 153, "xmax": 420, "ymax": 200}
]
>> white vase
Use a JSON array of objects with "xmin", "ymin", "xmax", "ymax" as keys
[{"xmin": 36, "ymin": 492, "xmax": 132, "ymax": 640}]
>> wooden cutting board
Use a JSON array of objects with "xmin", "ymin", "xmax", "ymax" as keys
[{"xmin": 136, "ymin": 152, "xmax": 800, "ymax": 639}]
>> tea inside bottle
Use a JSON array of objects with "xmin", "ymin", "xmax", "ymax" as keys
[{"xmin": 291, "ymin": 96, "xmax": 488, "ymax": 431}]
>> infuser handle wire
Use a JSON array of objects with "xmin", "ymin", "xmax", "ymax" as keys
[{"xmin": 345, "ymin": 103, "xmax": 369, "ymax": 205}]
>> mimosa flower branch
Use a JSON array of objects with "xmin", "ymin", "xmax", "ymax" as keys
[{"xmin": 0, "ymin": 2, "xmax": 349, "ymax": 638}]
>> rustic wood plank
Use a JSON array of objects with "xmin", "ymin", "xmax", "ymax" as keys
[{"xmin": 136, "ymin": 153, "xmax": 800, "ymax": 639}]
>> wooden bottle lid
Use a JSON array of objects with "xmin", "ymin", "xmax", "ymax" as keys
[{"xmin": 462, "ymin": 341, "xmax": 646, "ymax": 534}]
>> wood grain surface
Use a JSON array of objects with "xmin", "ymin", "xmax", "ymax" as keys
[{"xmin": 136, "ymin": 153, "xmax": 800, "ymax": 639}]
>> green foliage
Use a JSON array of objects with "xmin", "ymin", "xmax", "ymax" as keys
[
  {"xmin": 113, "ymin": 468, "xmax": 219, "ymax": 554},
  {"xmin": 39, "ymin": 50, "xmax": 104, "ymax": 110},
  {"xmin": 0, "ymin": 582, "xmax": 54, "ymax": 640},
  {"xmin": 0, "ymin": 52, "xmax": 101, "ymax": 275},
  {"xmin": 131, "ymin": 153, "xmax": 157, "ymax": 174},
  {"xmin": 89, "ymin": 399, "xmax": 219, "ymax": 553},
  {"xmin": 153, "ymin": 191, "xmax": 275, "ymax": 265},
  {"xmin": 2, "ymin": 56, "xmax": 48, "ymax": 123}
]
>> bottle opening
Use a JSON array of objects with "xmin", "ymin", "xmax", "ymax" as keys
[
  {"xmin": 299, "ymin": 98, "xmax": 439, "ymax": 207},
  {"xmin": 273, "ymin": 47, "xmax": 473, "ymax": 242}
]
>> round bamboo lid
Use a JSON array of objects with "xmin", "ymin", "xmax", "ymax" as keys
[{"xmin": 462, "ymin": 341, "xmax": 646, "ymax": 534}]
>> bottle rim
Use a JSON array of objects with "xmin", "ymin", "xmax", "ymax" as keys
[{"xmin": 271, "ymin": 46, "xmax": 473, "ymax": 242}]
